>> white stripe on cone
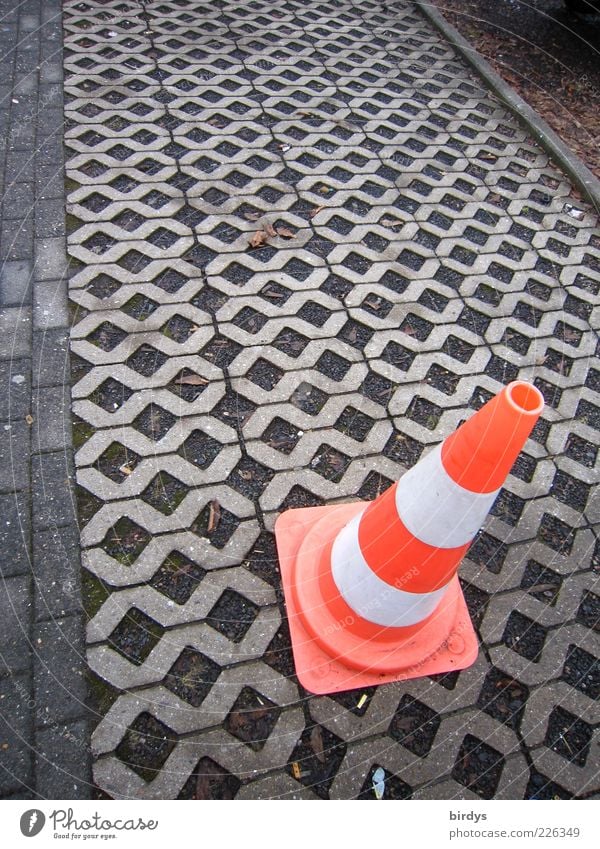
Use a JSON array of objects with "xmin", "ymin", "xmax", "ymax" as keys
[
  {"xmin": 330, "ymin": 512, "xmax": 448, "ymax": 628},
  {"xmin": 395, "ymin": 443, "xmax": 500, "ymax": 549},
  {"xmin": 330, "ymin": 443, "xmax": 500, "ymax": 628}
]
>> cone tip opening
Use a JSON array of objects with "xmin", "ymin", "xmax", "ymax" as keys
[{"xmin": 505, "ymin": 381, "xmax": 544, "ymax": 416}]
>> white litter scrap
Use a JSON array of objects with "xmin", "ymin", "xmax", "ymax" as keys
[
  {"xmin": 563, "ymin": 203, "xmax": 584, "ymax": 220},
  {"xmin": 372, "ymin": 767, "xmax": 386, "ymax": 799}
]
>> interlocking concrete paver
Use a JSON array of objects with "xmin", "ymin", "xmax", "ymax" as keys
[
  {"xmin": 0, "ymin": 576, "xmax": 32, "ymax": 675},
  {"xmin": 0, "ymin": 307, "xmax": 31, "ymax": 358},
  {"xmin": 0, "ymin": 674, "xmax": 34, "ymax": 795},
  {"xmin": 32, "ymin": 614, "xmax": 88, "ymax": 729},
  {"xmin": 34, "ymin": 719, "xmax": 90, "ymax": 799},
  {"xmin": 0, "ymin": 492, "xmax": 31, "ymax": 579},
  {"xmin": 33, "ymin": 524, "xmax": 82, "ymax": 622},
  {"xmin": 57, "ymin": 0, "xmax": 600, "ymax": 800},
  {"xmin": 31, "ymin": 451, "xmax": 77, "ymax": 530},
  {"xmin": 33, "ymin": 279, "xmax": 69, "ymax": 329}
]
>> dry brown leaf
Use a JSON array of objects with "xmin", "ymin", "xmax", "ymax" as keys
[
  {"xmin": 174, "ymin": 374, "xmax": 208, "ymax": 386},
  {"xmin": 276, "ymin": 226, "xmax": 296, "ymax": 239},
  {"xmin": 25, "ymin": 414, "xmax": 34, "ymax": 425},
  {"xmin": 264, "ymin": 222, "xmax": 277, "ymax": 238},
  {"xmin": 238, "ymin": 469, "xmax": 253, "ymax": 481},
  {"xmin": 527, "ymin": 583, "xmax": 557, "ymax": 594},
  {"xmin": 244, "ymin": 211, "xmax": 262, "ymax": 221},
  {"xmin": 207, "ymin": 500, "xmax": 221, "ymax": 533},
  {"xmin": 310, "ymin": 725, "xmax": 326, "ymax": 763},
  {"xmin": 262, "ymin": 288, "xmax": 284, "ymax": 299},
  {"xmin": 249, "ymin": 229, "xmax": 268, "ymax": 249},
  {"xmin": 309, "ymin": 205, "xmax": 325, "ymax": 218}
]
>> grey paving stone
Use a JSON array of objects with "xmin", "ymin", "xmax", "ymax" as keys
[
  {"xmin": 3, "ymin": 182, "xmax": 34, "ymax": 220},
  {"xmin": 33, "ymin": 523, "xmax": 81, "ymax": 622},
  {"xmin": 0, "ymin": 3, "xmax": 17, "ymax": 22},
  {"xmin": 0, "ymin": 306, "xmax": 31, "ymax": 358},
  {"xmin": 33, "ymin": 278, "xmax": 68, "ymax": 329},
  {"xmin": 5, "ymin": 151, "xmax": 35, "ymax": 184},
  {"xmin": 20, "ymin": 14, "xmax": 40, "ymax": 31},
  {"xmin": 9, "ymin": 95, "xmax": 37, "ymax": 122},
  {"xmin": 0, "ymin": 420, "xmax": 30, "ymax": 492},
  {"xmin": 32, "ymin": 614, "xmax": 87, "ymax": 728},
  {"xmin": 0, "ymin": 259, "xmax": 33, "ymax": 306},
  {"xmin": 0, "ymin": 673, "xmax": 34, "ymax": 796},
  {"xmin": 0, "ymin": 491, "xmax": 31, "ymax": 578},
  {"xmin": 1, "ymin": 217, "xmax": 34, "ymax": 261},
  {"xmin": 35, "ymin": 200, "xmax": 66, "ymax": 239},
  {"xmin": 6, "ymin": 121, "xmax": 36, "ymax": 152},
  {"xmin": 35, "ymin": 164, "xmax": 64, "ymax": 200},
  {"xmin": 13, "ymin": 75, "xmax": 37, "ymax": 96},
  {"xmin": 0, "ymin": 357, "xmax": 30, "ymax": 419},
  {"xmin": 34, "ymin": 719, "xmax": 91, "ymax": 799},
  {"xmin": 34, "ymin": 238, "xmax": 68, "ymax": 283},
  {"xmin": 39, "ymin": 62, "xmax": 63, "ymax": 84},
  {"xmin": 41, "ymin": 0, "xmax": 60, "ymax": 22},
  {"xmin": 0, "ymin": 575, "xmax": 32, "ymax": 675},
  {"xmin": 32, "ymin": 327, "xmax": 69, "ymax": 387},
  {"xmin": 31, "ymin": 451, "xmax": 76, "ymax": 529},
  {"xmin": 35, "ymin": 132, "xmax": 64, "ymax": 164},
  {"xmin": 2, "ymin": 786, "xmax": 38, "ymax": 799},
  {"xmin": 37, "ymin": 108, "xmax": 64, "ymax": 137},
  {"xmin": 31, "ymin": 384, "xmax": 71, "ymax": 452}
]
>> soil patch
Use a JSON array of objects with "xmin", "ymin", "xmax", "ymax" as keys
[{"xmin": 429, "ymin": 0, "xmax": 600, "ymax": 180}]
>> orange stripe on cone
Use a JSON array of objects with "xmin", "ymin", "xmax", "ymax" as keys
[
  {"xmin": 358, "ymin": 484, "xmax": 469, "ymax": 592},
  {"xmin": 442, "ymin": 381, "xmax": 544, "ymax": 492}
]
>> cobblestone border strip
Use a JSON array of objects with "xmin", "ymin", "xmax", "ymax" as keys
[
  {"xmin": 415, "ymin": 1, "xmax": 600, "ymax": 212},
  {"xmin": 0, "ymin": 0, "xmax": 91, "ymax": 799}
]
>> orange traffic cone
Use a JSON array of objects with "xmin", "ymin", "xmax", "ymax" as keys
[{"xmin": 275, "ymin": 381, "xmax": 544, "ymax": 695}]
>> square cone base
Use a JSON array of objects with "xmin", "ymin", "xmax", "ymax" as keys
[{"xmin": 275, "ymin": 503, "xmax": 479, "ymax": 695}]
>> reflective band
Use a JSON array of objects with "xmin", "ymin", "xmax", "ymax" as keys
[
  {"xmin": 395, "ymin": 443, "xmax": 499, "ymax": 549},
  {"xmin": 331, "ymin": 512, "xmax": 449, "ymax": 627}
]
